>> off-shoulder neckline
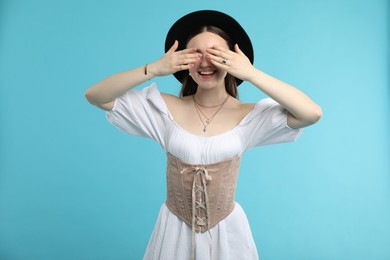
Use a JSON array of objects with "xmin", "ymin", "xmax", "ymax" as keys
[{"xmin": 146, "ymin": 83, "xmax": 271, "ymax": 139}]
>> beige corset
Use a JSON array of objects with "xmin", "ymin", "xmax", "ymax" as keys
[{"xmin": 166, "ymin": 152, "xmax": 241, "ymax": 233}]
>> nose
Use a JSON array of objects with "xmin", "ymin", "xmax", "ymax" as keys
[{"xmin": 199, "ymin": 53, "xmax": 211, "ymax": 66}]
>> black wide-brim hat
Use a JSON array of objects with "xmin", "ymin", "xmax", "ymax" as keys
[{"xmin": 165, "ymin": 10, "xmax": 254, "ymax": 86}]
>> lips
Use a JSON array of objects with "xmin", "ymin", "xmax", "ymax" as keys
[{"xmin": 198, "ymin": 70, "xmax": 217, "ymax": 76}]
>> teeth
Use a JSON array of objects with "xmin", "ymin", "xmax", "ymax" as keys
[{"xmin": 199, "ymin": 71, "xmax": 214, "ymax": 75}]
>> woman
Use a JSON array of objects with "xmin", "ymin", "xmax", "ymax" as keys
[{"xmin": 85, "ymin": 10, "xmax": 322, "ymax": 260}]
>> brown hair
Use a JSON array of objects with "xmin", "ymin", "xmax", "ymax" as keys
[{"xmin": 180, "ymin": 26, "xmax": 238, "ymax": 98}]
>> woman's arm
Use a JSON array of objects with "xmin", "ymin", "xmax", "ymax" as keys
[
  {"xmin": 246, "ymin": 68, "xmax": 322, "ymax": 129},
  {"xmin": 85, "ymin": 66, "xmax": 154, "ymax": 111},
  {"xmin": 84, "ymin": 41, "xmax": 201, "ymax": 111},
  {"xmin": 207, "ymin": 44, "xmax": 322, "ymax": 128}
]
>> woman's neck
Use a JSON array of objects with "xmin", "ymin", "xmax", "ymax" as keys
[{"xmin": 193, "ymin": 87, "xmax": 229, "ymax": 107}]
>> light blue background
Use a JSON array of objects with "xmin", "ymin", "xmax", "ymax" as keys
[{"xmin": 1, "ymin": 0, "xmax": 389, "ymax": 259}]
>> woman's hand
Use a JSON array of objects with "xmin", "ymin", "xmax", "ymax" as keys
[
  {"xmin": 148, "ymin": 40, "xmax": 202, "ymax": 77},
  {"xmin": 85, "ymin": 41, "xmax": 202, "ymax": 111},
  {"xmin": 206, "ymin": 44, "xmax": 255, "ymax": 82}
]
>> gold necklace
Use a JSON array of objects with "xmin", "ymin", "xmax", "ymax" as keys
[{"xmin": 193, "ymin": 95, "xmax": 229, "ymax": 132}]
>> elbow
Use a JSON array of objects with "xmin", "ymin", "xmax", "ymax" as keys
[
  {"xmin": 84, "ymin": 88, "xmax": 96, "ymax": 105},
  {"xmin": 84, "ymin": 87, "xmax": 114, "ymax": 111},
  {"xmin": 307, "ymin": 104, "xmax": 323, "ymax": 125},
  {"xmin": 288, "ymin": 104, "xmax": 322, "ymax": 129}
]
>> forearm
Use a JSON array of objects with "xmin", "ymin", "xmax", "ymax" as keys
[
  {"xmin": 248, "ymin": 68, "xmax": 322, "ymax": 125},
  {"xmin": 85, "ymin": 41, "xmax": 200, "ymax": 108},
  {"xmin": 85, "ymin": 64, "xmax": 155, "ymax": 106}
]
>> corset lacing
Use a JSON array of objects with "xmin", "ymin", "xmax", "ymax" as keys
[
  {"xmin": 165, "ymin": 152, "xmax": 241, "ymax": 260},
  {"xmin": 180, "ymin": 166, "xmax": 213, "ymax": 260}
]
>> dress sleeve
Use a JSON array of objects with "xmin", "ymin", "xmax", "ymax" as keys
[
  {"xmin": 105, "ymin": 83, "xmax": 168, "ymax": 146},
  {"xmin": 239, "ymin": 98, "xmax": 303, "ymax": 152}
]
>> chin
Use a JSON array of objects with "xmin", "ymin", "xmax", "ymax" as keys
[
  {"xmin": 195, "ymin": 77, "xmax": 226, "ymax": 89},
  {"xmin": 195, "ymin": 80, "xmax": 218, "ymax": 88}
]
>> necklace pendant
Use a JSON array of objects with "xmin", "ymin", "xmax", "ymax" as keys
[{"xmin": 193, "ymin": 94, "xmax": 229, "ymax": 134}]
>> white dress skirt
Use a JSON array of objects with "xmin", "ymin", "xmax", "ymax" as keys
[{"xmin": 106, "ymin": 83, "xmax": 303, "ymax": 260}]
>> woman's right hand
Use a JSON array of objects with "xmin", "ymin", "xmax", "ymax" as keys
[
  {"xmin": 148, "ymin": 40, "xmax": 202, "ymax": 77},
  {"xmin": 85, "ymin": 40, "xmax": 201, "ymax": 111}
]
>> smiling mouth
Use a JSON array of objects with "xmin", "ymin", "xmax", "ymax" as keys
[{"xmin": 198, "ymin": 70, "xmax": 217, "ymax": 76}]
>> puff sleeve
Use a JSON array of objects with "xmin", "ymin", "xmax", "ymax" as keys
[
  {"xmin": 105, "ymin": 83, "xmax": 168, "ymax": 147},
  {"xmin": 239, "ymin": 98, "xmax": 303, "ymax": 152}
]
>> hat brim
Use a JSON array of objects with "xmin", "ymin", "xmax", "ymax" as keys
[{"xmin": 165, "ymin": 10, "xmax": 254, "ymax": 86}]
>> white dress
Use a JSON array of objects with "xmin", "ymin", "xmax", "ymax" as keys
[{"xmin": 106, "ymin": 83, "xmax": 302, "ymax": 260}]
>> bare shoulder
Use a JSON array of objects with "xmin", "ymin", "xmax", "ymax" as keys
[
  {"xmin": 161, "ymin": 93, "xmax": 185, "ymax": 108},
  {"xmin": 239, "ymin": 102, "xmax": 256, "ymax": 113},
  {"xmin": 161, "ymin": 92, "xmax": 180, "ymax": 104},
  {"xmin": 160, "ymin": 93, "xmax": 191, "ymax": 118},
  {"xmin": 230, "ymin": 99, "xmax": 256, "ymax": 116},
  {"xmin": 223, "ymin": 99, "xmax": 256, "ymax": 124}
]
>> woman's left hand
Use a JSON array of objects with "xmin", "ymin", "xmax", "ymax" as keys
[{"xmin": 207, "ymin": 44, "xmax": 255, "ymax": 82}]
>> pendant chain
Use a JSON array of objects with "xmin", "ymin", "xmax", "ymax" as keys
[{"xmin": 193, "ymin": 95, "xmax": 229, "ymax": 132}]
